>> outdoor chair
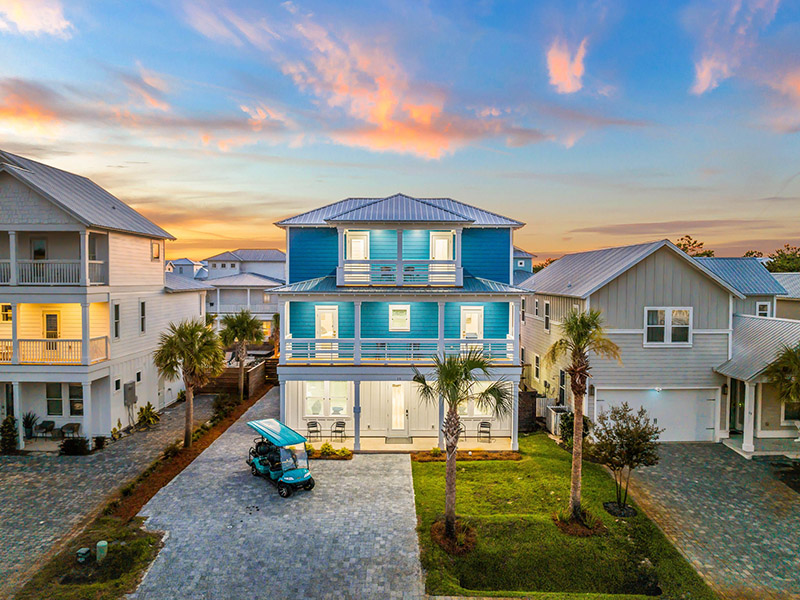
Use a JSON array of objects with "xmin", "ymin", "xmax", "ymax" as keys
[
  {"xmin": 307, "ymin": 421, "xmax": 322, "ymax": 440},
  {"xmin": 34, "ymin": 420, "xmax": 55, "ymax": 439},
  {"xmin": 331, "ymin": 421, "xmax": 346, "ymax": 441},
  {"xmin": 61, "ymin": 423, "xmax": 81, "ymax": 438},
  {"xmin": 477, "ymin": 421, "xmax": 492, "ymax": 442},
  {"xmin": 458, "ymin": 422, "xmax": 467, "ymax": 440}
]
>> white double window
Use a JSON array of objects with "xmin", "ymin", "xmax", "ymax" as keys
[
  {"xmin": 305, "ymin": 381, "xmax": 349, "ymax": 417},
  {"xmin": 644, "ymin": 307, "xmax": 692, "ymax": 346},
  {"xmin": 388, "ymin": 304, "xmax": 410, "ymax": 331},
  {"xmin": 756, "ymin": 302, "xmax": 771, "ymax": 318},
  {"xmin": 457, "ymin": 381, "xmax": 500, "ymax": 418}
]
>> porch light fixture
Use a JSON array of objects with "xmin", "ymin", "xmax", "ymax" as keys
[
  {"xmin": 722, "ymin": 383, "xmax": 729, "ymax": 396},
  {"xmin": 588, "ymin": 385, "xmax": 595, "ymax": 397},
  {"xmin": 654, "ymin": 387, "xmax": 662, "ymax": 393}
]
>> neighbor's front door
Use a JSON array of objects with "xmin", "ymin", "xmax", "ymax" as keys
[
  {"xmin": 388, "ymin": 383, "xmax": 409, "ymax": 437},
  {"xmin": 460, "ymin": 306, "xmax": 484, "ymax": 353},
  {"xmin": 314, "ymin": 305, "xmax": 339, "ymax": 359},
  {"xmin": 729, "ymin": 379, "xmax": 745, "ymax": 432}
]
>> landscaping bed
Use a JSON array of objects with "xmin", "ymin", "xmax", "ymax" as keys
[
  {"xmin": 412, "ymin": 432, "xmax": 718, "ymax": 599},
  {"xmin": 16, "ymin": 388, "xmax": 269, "ymax": 600},
  {"xmin": 412, "ymin": 450, "xmax": 522, "ymax": 462}
]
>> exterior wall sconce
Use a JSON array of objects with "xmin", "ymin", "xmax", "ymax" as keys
[
  {"xmin": 722, "ymin": 383, "xmax": 729, "ymax": 396},
  {"xmin": 654, "ymin": 387, "xmax": 662, "ymax": 393}
]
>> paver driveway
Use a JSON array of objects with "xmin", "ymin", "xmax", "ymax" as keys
[
  {"xmin": 0, "ymin": 395, "xmax": 214, "ymax": 598},
  {"xmin": 630, "ymin": 443, "xmax": 800, "ymax": 600},
  {"xmin": 133, "ymin": 388, "xmax": 424, "ymax": 600}
]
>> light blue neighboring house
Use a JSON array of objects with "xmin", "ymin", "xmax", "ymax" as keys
[
  {"xmin": 513, "ymin": 246, "xmax": 536, "ymax": 286},
  {"xmin": 273, "ymin": 193, "xmax": 526, "ymax": 450}
]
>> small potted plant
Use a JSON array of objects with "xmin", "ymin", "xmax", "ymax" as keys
[{"xmin": 22, "ymin": 412, "xmax": 39, "ymax": 440}]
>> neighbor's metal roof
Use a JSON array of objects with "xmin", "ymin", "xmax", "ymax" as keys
[
  {"xmin": 273, "ymin": 275, "xmax": 524, "ymax": 295},
  {"xmin": 164, "ymin": 272, "xmax": 214, "ymax": 292},
  {"xmin": 275, "ymin": 193, "xmax": 524, "ymax": 227},
  {"xmin": 169, "ymin": 258, "xmax": 203, "ymax": 266},
  {"xmin": 205, "ymin": 273, "xmax": 284, "ymax": 288},
  {"xmin": 518, "ymin": 240, "xmax": 744, "ymax": 299},
  {"xmin": 514, "ymin": 246, "xmax": 535, "ymax": 258},
  {"xmin": 773, "ymin": 273, "xmax": 800, "ymax": 299},
  {"xmin": 0, "ymin": 150, "xmax": 173, "ymax": 239},
  {"xmin": 513, "ymin": 269, "xmax": 533, "ymax": 286},
  {"xmin": 715, "ymin": 315, "xmax": 800, "ymax": 381},
  {"xmin": 205, "ymin": 249, "xmax": 286, "ymax": 262},
  {"xmin": 694, "ymin": 257, "xmax": 786, "ymax": 296}
]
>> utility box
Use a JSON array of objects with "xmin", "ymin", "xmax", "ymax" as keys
[{"xmin": 123, "ymin": 382, "xmax": 137, "ymax": 407}]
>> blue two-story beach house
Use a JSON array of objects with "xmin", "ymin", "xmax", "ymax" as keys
[{"xmin": 273, "ymin": 194, "xmax": 525, "ymax": 451}]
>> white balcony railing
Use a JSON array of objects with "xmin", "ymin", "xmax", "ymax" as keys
[
  {"xmin": 283, "ymin": 338, "xmax": 516, "ymax": 363},
  {"xmin": 0, "ymin": 260, "xmax": 9, "ymax": 284},
  {"xmin": 284, "ymin": 339, "xmax": 356, "ymax": 361},
  {"xmin": 213, "ymin": 303, "xmax": 275, "ymax": 314},
  {"xmin": 0, "ymin": 260, "xmax": 108, "ymax": 285},
  {"xmin": 88, "ymin": 260, "xmax": 107, "ymax": 284},
  {"xmin": 336, "ymin": 260, "xmax": 463, "ymax": 286},
  {"xmin": 0, "ymin": 337, "xmax": 109, "ymax": 364}
]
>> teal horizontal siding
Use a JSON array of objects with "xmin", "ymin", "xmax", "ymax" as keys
[
  {"xmin": 288, "ymin": 228, "xmax": 338, "ymax": 283},
  {"xmin": 361, "ymin": 302, "xmax": 438, "ymax": 338},
  {"xmin": 444, "ymin": 302, "xmax": 510, "ymax": 338},
  {"xmin": 368, "ymin": 229, "xmax": 397, "ymax": 260},
  {"xmin": 462, "ymin": 228, "xmax": 511, "ymax": 283},
  {"xmin": 289, "ymin": 302, "xmax": 355, "ymax": 338}
]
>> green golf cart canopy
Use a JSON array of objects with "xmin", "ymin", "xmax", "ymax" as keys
[{"xmin": 246, "ymin": 419, "xmax": 307, "ymax": 447}]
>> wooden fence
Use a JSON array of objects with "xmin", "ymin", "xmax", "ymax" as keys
[{"xmin": 197, "ymin": 360, "xmax": 266, "ymax": 398}]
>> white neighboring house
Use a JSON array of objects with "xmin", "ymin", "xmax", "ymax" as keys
[
  {"xmin": 205, "ymin": 249, "xmax": 285, "ymax": 281},
  {"xmin": 166, "ymin": 258, "xmax": 204, "ymax": 279},
  {"xmin": 0, "ymin": 150, "xmax": 210, "ymax": 449}
]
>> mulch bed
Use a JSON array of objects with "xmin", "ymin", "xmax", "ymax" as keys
[
  {"xmin": 110, "ymin": 387, "xmax": 270, "ymax": 522},
  {"xmin": 552, "ymin": 511, "xmax": 609, "ymax": 537},
  {"xmin": 603, "ymin": 501, "xmax": 637, "ymax": 517},
  {"xmin": 430, "ymin": 519, "xmax": 477, "ymax": 555},
  {"xmin": 308, "ymin": 451, "xmax": 353, "ymax": 460},
  {"xmin": 411, "ymin": 450, "xmax": 521, "ymax": 462}
]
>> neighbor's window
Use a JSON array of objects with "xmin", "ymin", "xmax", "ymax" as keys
[
  {"xmin": 212, "ymin": 263, "xmax": 217, "ymax": 269},
  {"xmin": 1, "ymin": 304, "xmax": 11, "ymax": 322},
  {"xmin": 521, "ymin": 298, "xmax": 526, "ymax": 323},
  {"xmin": 262, "ymin": 321, "xmax": 272, "ymax": 338},
  {"xmin": 544, "ymin": 301, "xmax": 551, "ymax": 332},
  {"xmin": 534, "ymin": 354, "xmax": 541, "ymax": 380},
  {"xmin": 88, "ymin": 236, "xmax": 97, "ymax": 261},
  {"xmin": 230, "ymin": 263, "xmax": 235, "ymax": 268},
  {"xmin": 139, "ymin": 301, "xmax": 146, "ymax": 333},
  {"xmin": 31, "ymin": 238, "xmax": 47, "ymax": 260},
  {"xmin": 389, "ymin": 304, "xmax": 410, "ymax": 331},
  {"xmin": 150, "ymin": 240, "xmax": 160, "ymax": 261},
  {"xmin": 559, "ymin": 370, "xmax": 567, "ymax": 404},
  {"xmin": 113, "ymin": 303, "xmax": 121, "ymax": 339},
  {"xmin": 534, "ymin": 298, "xmax": 539, "ymax": 317},
  {"xmin": 305, "ymin": 381, "xmax": 325, "ymax": 416},
  {"xmin": 783, "ymin": 401, "xmax": 800, "ymax": 423},
  {"xmin": 517, "ymin": 260, "xmax": 524, "ymax": 267},
  {"xmin": 136, "ymin": 371, "xmax": 142, "ymax": 383},
  {"xmin": 69, "ymin": 384, "xmax": 83, "ymax": 416},
  {"xmin": 114, "ymin": 379, "xmax": 121, "ymax": 392},
  {"xmin": 756, "ymin": 302, "xmax": 771, "ymax": 318},
  {"xmin": 46, "ymin": 383, "xmax": 63, "ymax": 416},
  {"xmin": 329, "ymin": 381, "xmax": 348, "ymax": 416},
  {"xmin": 645, "ymin": 307, "xmax": 692, "ymax": 345}
]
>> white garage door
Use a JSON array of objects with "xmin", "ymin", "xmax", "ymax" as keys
[{"xmin": 595, "ymin": 389, "xmax": 716, "ymax": 442}]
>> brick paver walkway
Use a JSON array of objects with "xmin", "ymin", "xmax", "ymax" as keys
[
  {"xmin": 0, "ymin": 395, "xmax": 215, "ymax": 598},
  {"xmin": 133, "ymin": 388, "xmax": 425, "ymax": 600},
  {"xmin": 630, "ymin": 443, "xmax": 800, "ymax": 600}
]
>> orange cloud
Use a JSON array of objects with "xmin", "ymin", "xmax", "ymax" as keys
[
  {"xmin": 546, "ymin": 38, "xmax": 588, "ymax": 94},
  {"xmin": 0, "ymin": 0, "xmax": 72, "ymax": 38}
]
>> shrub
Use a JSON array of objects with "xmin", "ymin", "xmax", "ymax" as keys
[
  {"xmin": 319, "ymin": 442, "xmax": 335, "ymax": 457},
  {"xmin": 1, "ymin": 415, "xmax": 17, "ymax": 454},
  {"xmin": 136, "ymin": 402, "xmax": 160, "ymax": 428},
  {"xmin": 336, "ymin": 447, "xmax": 352, "ymax": 458},
  {"xmin": 110, "ymin": 419, "xmax": 123, "ymax": 441},
  {"xmin": 162, "ymin": 440, "xmax": 183, "ymax": 459},
  {"xmin": 304, "ymin": 442, "xmax": 315, "ymax": 454},
  {"xmin": 430, "ymin": 446, "xmax": 443, "ymax": 457},
  {"xmin": 177, "ymin": 389, "xmax": 186, "ymax": 402},
  {"xmin": 559, "ymin": 411, "xmax": 591, "ymax": 450},
  {"xmin": 212, "ymin": 393, "xmax": 238, "ymax": 421},
  {"xmin": 94, "ymin": 436, "xmax": 107, "ymax": 450},
  {"xmin": 60, "ymin": 437, "xmax": 91, "ymax": 456}
]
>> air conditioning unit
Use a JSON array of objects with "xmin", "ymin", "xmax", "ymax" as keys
[{"xmin": 123, "ymin": 381, "xmax": 137, "ymax": 407}]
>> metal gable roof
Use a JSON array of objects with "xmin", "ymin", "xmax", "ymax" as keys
[
  {"xmin": 205, "ymin": 249, "xmax": 286, "ymax": 262},
  {"xmin": 773, "ymin": 273, "xmax": 800, "ymax": 299},
  {"xmin": 272, "ymin": 275, "xmax": 524, "ymax": 295},
  {"xmin": 0, "ymin": 150, "xmax": 173, "ymax": 239},
  {"xmin": 513, "ymin": 269, "xmax": 533, "ymax": 286},
  {"xmin": 275, "ymin": 194, "xmax": 523, "ymax": 227},
  {"xmin": 514, "ymin": 246, "xmax": 535, "ymax": 258},
  {"xmin": 326, "ymin": 194, "xmax": 473, "ymax": 223},
  {"xmin": 169, "ymin": 258, "xmax": 203, "ymax": 266},
  {"xmin": 715, "ymin": 315, "xmax": 800, "ymax": 381},
  {"xmin": 205, "ymin": 273, "xmax": 284, "ymax": 288},
  {"xmin": 518, "ymin": 239, "xmax": 744, "ymax": 299},
  {"xmin": 164, "ymin": 272, "xmax": 214, "ymax": 292},
  {"xmin": 694, "ymin": 257, "xmax": 786, "ymax": 296}
]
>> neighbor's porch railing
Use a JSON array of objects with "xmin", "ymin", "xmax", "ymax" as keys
[
  {"xmin": 14, "ymin": 260, "xmax": 108, "ymax": 285},
  {"xmin": 336, "ymin": 260, "xmax": 463, "ymax": 286},
  {"xmin": 0, "ymin": 337, "xmax": 109, "ymax": 364},
  {"xmin": 0, "ymin": 260, "xmax": 9, "ymax": 284},
  {"xmin": 214, "ymin": 303, "xmax": 275, "ymax": 314}
]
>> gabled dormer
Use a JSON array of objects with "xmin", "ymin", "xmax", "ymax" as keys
[{"xmin": 276, "ymin": 193, "xmax": 523, "ymax": 287}]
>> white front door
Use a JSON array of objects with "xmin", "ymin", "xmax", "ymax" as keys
[
  {"xmin": 388, "ymin": 383, "xmax": 409, "ymax": 436},
  {"xmin": 460, "ymin": 306, "xmax": 484, "ymax": 354},
  {"xmin": 429, "ymin": 232, "xmax": 454, "ymax": 282},
  {"xmin": 315, "ymin": 306, "xmax": 339, "ymax": 358}
]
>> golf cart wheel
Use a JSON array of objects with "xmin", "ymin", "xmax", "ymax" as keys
[
  {"xmin": 250, "ymin": 464, "xmax": 258, "ymax": 476},
  {"xmin": 303, "ymin": 478, "xmax": 315, "ymax": 491},
  {"xmin": 278, "ymin": 483, "xmax": 293, "ymax": 498}
]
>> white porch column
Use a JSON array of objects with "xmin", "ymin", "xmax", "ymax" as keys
[
  {"xmin": 81, "ymin": 301, "xmax": 90, "ymax": 365},
  {"xmin": 278, "ymin": 301, "xmax": 287, "ymax": 364},
  {"xmin": 11, "ymin": 302, "xmax": 19, "ymax": 365},
  {"xmin": 438, "ymin": 394, "xmax": 445, "ymax": 450},
  {"xmin": 79, "ymin": 230, "xmax": 89, "ymax": 286},
  {"xmin": 354, "ymin": 301, "xmax": 361, "ymax": 363},
  {"xmin": 512, "ymin": 299, "xmax": 520, "ymax": 363},
  {"xmin": 337, "ymin": 228, "xmax": 345, "ymax": 284},
  {"xmin": 82, "ymin": 381, "xmax": 93, "ymax": 449},
  {"xmin": 8, "ymin": 230, "xmax": 17, "ymax": 286},
  {"xmin": 511, "ymin": 383, "xmax": 519, "ymax": 451},
  {"xmin": 216, "ymin": 288, "xmax": 220, "ymax": 313},
  {"xmin": 742, "ymin": 381, "xmax": 756, "ymax": 452},
  {"xmin": 12, "ymin": 381, "xmax": 22, "ymax": 450},
  {"xmin": 279, "ymin": 382, "xmax": 286, "ymax": 422},
  {"xmin": 437, "ymin": 301, "xmax": 445, "ymax": 356},
  {"xmin": 396, "ymin": 229, "xmax": 403, "ymax": 284},
  {"xmin": 246, "ymin": 288, "xmax": 251, "ymax": 311},
  {"xmin": 353, "ymin": 380, "xmax": 362, "ymax": 451}
]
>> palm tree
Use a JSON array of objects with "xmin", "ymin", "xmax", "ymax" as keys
[
  {"xmin": 413, "ymin": 350, "xmax": 511, "ymax": 539},
  {"xmin": 545, "ymin": 309, "xmax": 621, "ymax": 521},
  {"xmin": 269, "ymin": 313, "xmax": 280, "ymax": 356},
  {"xmin": 220, "ymin": 310, "xmax": 265, "ymax": 402},
  {"xmin": 154, "ymin": 318, "xmax": 225, "ymax": 448},
  {"xmin": 764, "ymin": 345, "xmax": 800, "ymax": 406}
]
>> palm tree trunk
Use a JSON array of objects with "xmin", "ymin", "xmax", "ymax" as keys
[
  {"xmin": 238, "ymin": 342, "xmax": 246, "ymax": 403},
  {"xmin": 184, "ymin": 384, "xmax": 194, "ymax": 448},
  {"xmin": 443, "ymin": 407, "xmax": 460, "ymax": 539},
  {"xmin": 569, "ymin": 390, "xmax": 584, "ymax": 520}
]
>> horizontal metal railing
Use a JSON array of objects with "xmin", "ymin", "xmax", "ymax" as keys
[
  {"xmin": 336, "ymin": 260, "xmax": 462, "ymax": 286},
  {"xmin": 284, "ymin": 339, "xmax": 355, "ymax": 361},
  {"xmin": 214, "ymin": 303, "xmax": 276, "ymax": 314},
  {"xmin": 283, "ymin": 338, "xmax": 516, "ymax": 363}
]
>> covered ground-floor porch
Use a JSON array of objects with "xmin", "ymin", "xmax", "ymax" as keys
[
  {"xmin": 723, "ymin": 433, "xmax": 800, "ymax": 459},
  {"xmin": 278, "ymin": 365, "xmax": 520, "ymax": 451}
]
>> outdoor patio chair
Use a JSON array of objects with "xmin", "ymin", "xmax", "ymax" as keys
[
  {"xmin": 331, "ymin": 421, "xmax": 346, "ymax": 441},
  {"xmin": 34, "ymin": 420, "xmax": 55, "ymax": 439},
  {"xmin": 458, "ymin": 422, "xmax": 467, "ymax": 440},
  {"xmin": 61, "ymin": 423, "xmax": 81, "ymax": 438},
  {"xmin": 307, "ymin": 421, "xmax": 322, "ymax": 440},
  {"xmin": 477, "ymin": 421, "xmax": 492, "ymax": 442}
]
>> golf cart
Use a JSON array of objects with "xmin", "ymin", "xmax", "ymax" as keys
[{"xmin": 246, "ymin": 419, "xmax": 314, "ymax": 498}]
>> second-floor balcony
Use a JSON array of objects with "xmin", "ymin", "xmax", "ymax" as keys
[{"xmin": 337, "ymin": 260, "xmax": 463, "ymax": 286}]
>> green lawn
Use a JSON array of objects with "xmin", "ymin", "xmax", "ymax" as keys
[{"xmin": 412, "ymin": 432, "xmax": 717, "ymax": 599}]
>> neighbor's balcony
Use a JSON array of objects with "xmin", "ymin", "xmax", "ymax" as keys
[
  {"xmin": 212, "ymin": 303, "xmax": 275, "ymax": 314},
  {"xmin": 0, "ymin": 336, "xmax": 108, "ymax": 365},
  {"xmin": 336, "ymin": 260, "xmax": 463, "ymax": 286},
  {"xmin": 0, "ymin": 260, "xmax": 108, "ymax": 285}
]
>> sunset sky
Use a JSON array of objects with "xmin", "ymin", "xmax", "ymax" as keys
[{"xmin": 1, "ymin": 0, "xmax": 799, "ymax": 260}]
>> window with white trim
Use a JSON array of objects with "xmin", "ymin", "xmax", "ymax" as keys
[
  {"xmin": 139, "ymin": 301, "xmax": 147, "ymax": 334},
  {"xmin": 46, "ymin": 383, "xmax": 63, "ymax": 416},
  {"xmin": 150, "ymin": 240, "xmax": 160, "ymax": 261},
  {"xmin": 69, "ymin": 384, "xmax": 83, "ymax": 416},
  {"xmin": 521, "ymin": 297, "xmax": 526, "ymax": 323},
  {"xmin": 534, "ymin": 354, "xmax": 541, "ymax": 380},
  {"xmin": 113, "ymin": 303, "xmax": 121, "ymax": 339},
  {"xmin": 544, "ymin": 301, "xmax": 551, "ymax": 332},
  {"xmin": 304, "ymin": 381, "xmax": 349, "ymax": 417},
  {"xmin": 517, "ymin": 260, "xmax": 525, "ymax": 267},
  {"xmin": 558, "ymin": 370, "xmax": 567, "ymax": 404},
  {"xmin": 388, "ymin": 304, "xmax": 410, "ymax": 331},
  {"xmin": 1, "ymin": 304, "xmax": 10, "ymax": 322},
  {"xmin": 114, "ymin": 379, "xmax": 121, "ymax": 392},
  {"xmin": 645, "ymin": 307, "xmax": 692, "ymax": 346},
  {"xmin": 756, "ymin": 302, "xmax": 771, "ymax": 318},
  {"xmin": 534, "ymin": 298, "xmax": 539, "ymax": 316},
  {"xmin": 783, "ymin": 400, "xmax": 800, "ymax": 424}
]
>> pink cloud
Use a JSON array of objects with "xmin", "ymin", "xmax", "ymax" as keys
[
  {"xmin": 546, "ymin": 37, "xmax": 588, "ymax": 94},
  {"xmin": 0, "ymin": 0, "xmax": 72, "ymax": 38}
]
